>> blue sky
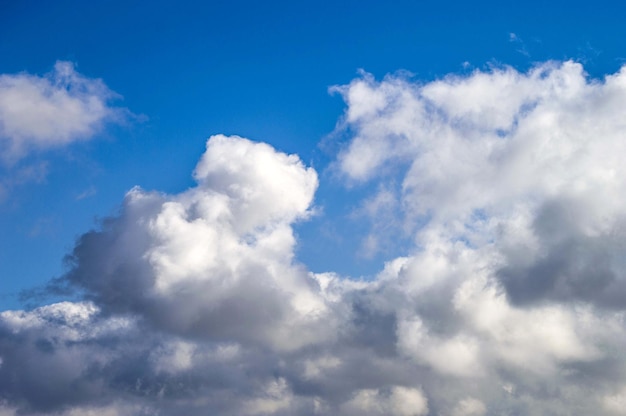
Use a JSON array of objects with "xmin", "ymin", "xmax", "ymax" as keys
[{"xmin": 3, "ymin": 1, "xmax": 626, "ymax": 414}]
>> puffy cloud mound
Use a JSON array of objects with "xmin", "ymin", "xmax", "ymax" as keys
[
  {"xmin": 0, "ymin": 61, "xmax": 124, "ymax": 162},
  {"xmin": 63, "ymin": 135, "xmax": 328, "ymax": 351},
  {"xmin": 4, "ymin": 62, "xmax": 626, "ymax": 415},
  {"xmin": 335, "ymin": 60, "xmax": 626, "ymax": 309}
]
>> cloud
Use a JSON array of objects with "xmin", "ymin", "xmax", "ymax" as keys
[
  {"xmin": 4, "ymin": 61, "xmax": 626, "ymax": 414},
  {"xmin": 340, "ymin": 386, "xmax": 428, "ymax": 416},
  {"xmin": 451, "ymin": 397, "xmax": 486, "ymax": 416},
  {"xmin": 0, "ymin": 161, "xmax": 48, "ymax": 202},
  {"xmin": 0, "ymin": 61, "xmax": 125, "ymax": 162},
  {"xmin": 334, "ymin": 60, "xmax": 626, "ymax": 309},
  {"xmin": 508, "ymin": 32, "xmax": 530, "ymax": 57},
  {"xmin": 62, "ymin": 135, "xmax": 329, "ymax": 352}
]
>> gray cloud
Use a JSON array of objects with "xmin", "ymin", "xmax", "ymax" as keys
[{"xmin": 498, "ymin": 196, "xmax": 626, "ymax": 308}]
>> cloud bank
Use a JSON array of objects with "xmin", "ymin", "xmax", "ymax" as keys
[{"xmin": 3, "ymin": 61, "xmax": 626, "ymax": 415}]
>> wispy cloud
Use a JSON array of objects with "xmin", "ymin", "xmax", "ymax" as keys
[
  {"xmin": 0, "ymin": 161, "xmax": 48, "ymax": 202},
  {"xmin": 509, "ymin": 32, "xmax": 530, "ymax": 57},
  {"xmin": 75, "ymin": 185, "xmax": 97, "ymax": 201}
]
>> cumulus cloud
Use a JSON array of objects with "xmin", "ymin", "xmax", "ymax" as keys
[
  {"xmin": 4, "ymin": 61, "xmax": 626, "ymax": 414},
  {"xmin": 63, "ymin": 135, "xmax": 328, "ymax": 351},
  {"xmin": 334, "ymin": 60, "xmax": 626, "ymax": 308},
  {"xmin": 0, "ymin": 61, "xmax": 124, "ymax": 162}
]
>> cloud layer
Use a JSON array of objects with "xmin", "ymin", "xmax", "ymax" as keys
[{"xmin": 4, "ymin": 61, "xmax": 626, "ymax": 415}]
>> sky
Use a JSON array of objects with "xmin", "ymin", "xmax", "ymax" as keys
[{"xmin": 2, "ymin": 0, "xmax": 626, "ymax": 415}]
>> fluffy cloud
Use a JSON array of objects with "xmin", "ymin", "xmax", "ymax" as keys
[
  {"xmin": 335, "ymin": 60, "xmax": 626, "ymax": 308},
  {"xmin": 63, "ymin": 135, "xmax": 329, "ymax": 351},
  {"xmin": 4, "ymin": 61, "xmax": 626, "ymax": 414},
  {"xmin": 0, "ymin": 61, "xmax": 124, "ymax": 162}
]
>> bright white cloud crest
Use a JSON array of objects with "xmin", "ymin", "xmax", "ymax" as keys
[{"xmin": 3, "ymin": 61, "xmax": 626, "ymax": 415}]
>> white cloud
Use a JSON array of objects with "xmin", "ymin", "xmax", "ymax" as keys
[
  {"xmin": 334, "ymin": 61, "xmax": 626, "ymax": 308},
  {"xmin": 63, "ymin": 135, "xmax": 332, "ymax": 352},
  {"xmin": 242, "ymin": 378, "xmax": 293, "ymax": 415},
  {"xmin": 603, "ymin": 386, "xmax": 626, "ymax": 415},
  {"xmin": 340, "ymin": 386, "xmax": 428, "ymax": 416},
  {"xmin": 389, "ymin": 386, "xmax": 429, "ymax": 416},
  {"xmin": 0, "ymin": 61, "xmax": 124, "ymax": 162},
  {"xmin": 397, "ymin": 315, "xmax": 483, "ymax": 378},
  {"xmin": 335, "ymin": 62, "xmax": 626, "ymax": 225},
  {"xmin": 193, "ymin": 134, "xmax": 318, "ymax": 232},
  {"xmin": 451, "ymin": 397, "xmax": 486, "ymax": 416}
]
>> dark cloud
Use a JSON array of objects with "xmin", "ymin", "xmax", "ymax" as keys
[{"xmin": 498, "ymin": 197, "xmax": 626, "ymax": 308}]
